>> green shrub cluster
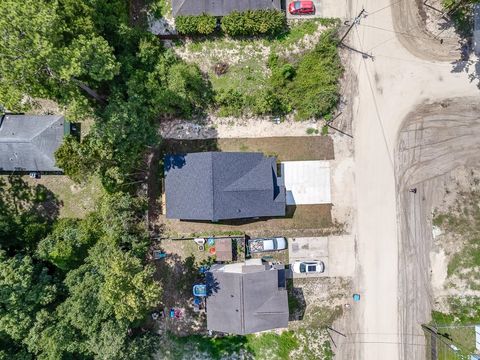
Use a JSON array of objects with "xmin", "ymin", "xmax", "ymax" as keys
[
  {"xmin": 221, "ymin": 10, "xmax": 286, "ymax": 36},
  {"xmin": 269, "ymin": 29, "xmax": 343, "ymax": 120},
  {"xmin": 175, "ymin": 13, "xmax": 217, "ymax": 35},
  {"xmin": 214, "ymin": 29, "xmax": 342, "ymax": 120}
]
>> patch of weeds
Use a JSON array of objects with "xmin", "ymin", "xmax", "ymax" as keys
[
  {"xmin": 190, "ymin": 230, "xmax": 245, "ymax": 237},
  {"xmin": 435, "ymin": 190, "xmax": 480, "ymax": 281},
  {"xmin": 272, "ymin": 20, "xmax": 319, "ymax": 48},
  {"xmin": 322, "ymin": 125, "xmax": 329, "ymax": 136},
  {"xmin": 267, "ymin": 29, "xmax": 343, "ymax": 120},
  {"xmin": 306, "ymin": 127, "xmax": 319, "ymax": 135},
  {"xmin": 246, "ymin": 331, "xmax": 299, "ymax": 360},
  {"xmin": 433, "ymin": 297, "xmax": 480, "ymax": 326},
  {"xmin": 303, "ymin": 305, "xmax": 343, "ymax": 329},
  {"xmin": 149, "ymin": 0, "xmax": 171, "ymax": 18},
  {"xmin": 165, "ymin": 331, "xmax": 299, "ymax": 360},
  {"xmin": 239, "ymin": 143, "xmax": 249, "ymax": 151}
]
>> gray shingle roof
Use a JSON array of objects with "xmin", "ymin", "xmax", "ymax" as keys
[
  {"xmin": 164, "ymin": 152, "xmax": 286, "ymax": 221},
  {"xmin": 0, "ymin": 114, "xmax": 66, "ymax": 172},
  {"xmin": 206, "ymin": 265, "xmax": 288, "ymax": 334},
  {"xmin": 172, "ymin": 0, "xmax": 281, "ymax": 16}
]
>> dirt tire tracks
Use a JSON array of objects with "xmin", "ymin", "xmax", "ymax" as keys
[
  {"xmin": 391, "ymin": 0, "xmax": 460, "ymax": 61},
  {"xmin": 395, "ymin": 98, "xmax": 480, "ymax": 360}
]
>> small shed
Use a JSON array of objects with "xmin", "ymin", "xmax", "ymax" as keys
[{"xmin": 215, "ymin": 238, "xmax": 233, "ymax": 262}]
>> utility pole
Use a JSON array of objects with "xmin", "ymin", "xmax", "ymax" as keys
[{"xmin": 340, "ymin": 9, "xmax": 366, "ymax": 45}]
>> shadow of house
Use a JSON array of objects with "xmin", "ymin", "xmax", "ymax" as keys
[
  {"xmin": 164, "ymin": 152, "xmax": 286, "ymax": 222},
  {"xmin": 205, "ymin": 260, "xmax": 288, "ymax": 335},
  {"xmin": 0, "ymin": 114, "xmax": 70, "ymax": 174}
]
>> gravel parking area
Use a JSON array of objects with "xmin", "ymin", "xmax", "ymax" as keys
[{"xmin": 287, "ymin": 236, "xmax": 355, "ymax": 278}]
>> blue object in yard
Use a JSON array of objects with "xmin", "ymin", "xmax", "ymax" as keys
[
  {"xmin": 193, "ymin": 284, "xmax": 207, "ymax": 297},
  {"xmin": 207, "ymin": 238, "xmax": 215, "ymax": 246},
  {"xmin": 169, "ymin": 308, "xmax": 175, "ymax": 318},
  {"xmin": 153, "ymin": 250, "xmax": 167, "ymax": 260},
  {"xmin": 198, "ymin": 265, "xmax": 209, "ymax": 274},
  {"xmin": 193, "ymin": 296, "xmax": 202, "ymax": 305},
  {"xmin": 353, "ymin": 294, "xmax": 361, "ymax": 302}
]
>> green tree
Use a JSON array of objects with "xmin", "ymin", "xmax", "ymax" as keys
[
  {"xmin": 0, "ymin": 0, "xmax": 119, "ymax": 117},
  {"xmin": 0, "ymin": 252, "xmax": 57, "ymax": 342},
  {"xmin": 36, "ymin": 217, "xmax": 98, "ymax": 271}
]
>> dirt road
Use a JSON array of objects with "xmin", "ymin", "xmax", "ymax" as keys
[
  {"xmin": 395, "ymin": 99, "xmax": 480, "ymax": 359},
  {"xmin": 391, "ymin": 0, "xmax": 461, "ymax": 61},
  {"xmin": 344, "ymin": 0, "xmax": 479, "ymax": 357}
]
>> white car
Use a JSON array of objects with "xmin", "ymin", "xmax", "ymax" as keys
[
  {"xmin": 248, "ymin": 237, "xmax": 287, "ymax": 253},
  {"xmin": 292, "ymin": 260, "xmax": 325, "ymax": 274}
]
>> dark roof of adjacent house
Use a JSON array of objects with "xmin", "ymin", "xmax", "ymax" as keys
[
  {"xmin": 172, "ymin": 0, "xmax": 281, "ymax": 17},
  {"xmin": 206, "ymin": 264, "xmax": 288, "ymax": 334},
  {"xmin": 0, "ymin": 114, "xmax": 67, "ymax": 172},
  {"xmin": 164, "ymin": 152, "xmax": 286, "ymax": 221}
]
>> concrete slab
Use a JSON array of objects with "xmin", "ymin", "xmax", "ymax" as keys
[
  {"xmin": 288, "ymin": 236, "xmax": 354, "ymax": 278},
  {"xmin": 280, "ymin": 161, "xmax": 331, "ymax": 205}
]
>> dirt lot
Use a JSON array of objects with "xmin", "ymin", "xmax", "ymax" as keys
[
  {"xmin": 395, "ymin": 98, "xmax": 480, "ymax": 359},
  {"xmin": 161, "ymin": 136, "xmax": 334, "ymax": 161}
]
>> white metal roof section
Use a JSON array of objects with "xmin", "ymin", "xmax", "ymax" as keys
[{"xmin": 280, "ymin": 160, "xmax": 331, "ymax": 205}]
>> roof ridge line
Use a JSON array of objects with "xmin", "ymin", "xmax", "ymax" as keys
[
  {"xmin": 210, "ymin": 152, "xmax": 216, "ymax": 220},
  {"xmin": 29, "ymin": 115, "xmax": 63, "ymax": 142}
]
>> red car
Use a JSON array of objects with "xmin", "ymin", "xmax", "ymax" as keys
[{"xmin": 288, "ymin": 1, "xmax": 315, "ymax": 15}]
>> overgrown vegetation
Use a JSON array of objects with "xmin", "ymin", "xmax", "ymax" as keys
[
  {"xmin": 211, "ymin": 27, "xmax": 343, "ymax": 120},
  {"xmin": 0, "ymin": 0, "xmax": 212, "ymax": 193},
  {"xmin": 0, "ymin": 177, "xmax": 161, "ymax": 359},
  {"xmin": 433, "ymin": 188, "xmax": 480, "ymax": 285},
  {"xmin": 221, "ymin": 10, "xmax": 286, "ymax": 37},
  {"xmin": 164, "ymin": 331, "xmax": 299, "ymax": 360},
  {"xmin": 441, "ymin": 0, "xmax": 478, "ymax": 36},
  {"xmin": 175, "ymin": 14, "xmax": 217, "ymax": 35}
]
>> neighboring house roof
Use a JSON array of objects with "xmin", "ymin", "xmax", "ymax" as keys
[
  {"xmin": 0, "ymin": 114, "xmax": 67, "ymax": 172},
  {"xmin": 164, "ymin": 152, "xmax": 286, "ymax": 221},
  {"xmin": 172, "ymin": 0, "xmax": 281, "ymax": 17},
  {"xmin": 206, "ymin": 263, "xmax": 288, "ymax": 334}
]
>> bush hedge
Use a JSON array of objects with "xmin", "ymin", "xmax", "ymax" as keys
[
  {"xmin": 221, "ymin": 10, "xmax": 286, "ymax": 36},
  {"xmin": 175, "ymin": 13, "xmax": 217, "ymax": 35}
]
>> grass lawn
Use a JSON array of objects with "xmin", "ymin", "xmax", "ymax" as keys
[{"xmin": 22, "ymin": 175, "xmax": 102, "ymax": 218}]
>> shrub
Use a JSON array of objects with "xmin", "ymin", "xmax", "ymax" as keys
[
  {"xmin": 215, "ymin": 88, "xmax": 244, "ymax": 116},
  {"xmin": 175, "ymin": 14, "xmax": 216, "ymax": 35},
  {"xmin": 267, "ymin": 29, "xmax": 343, "ymax": 120},
  {"xmin": 221, "ymin": 10, "xmax": 285, "ymax": 37}
]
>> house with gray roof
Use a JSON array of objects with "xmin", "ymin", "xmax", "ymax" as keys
[
  {"xmin": 0, "ymin": 114, "xmax": 69, "ymax": 173},
  {"xmin": 164, "ymin": 152, "xmax": 286, "ymax": 221},
  {"xmin": 172, "ymin": 0, "xmax": 282, "ymax": 17},
  {"xmin": 205, "ymin": 260, "xmax": 288, "ymax": 334}
]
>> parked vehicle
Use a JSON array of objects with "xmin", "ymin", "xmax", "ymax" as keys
[
  {"xmin": 292, "ymin": 260, "xmax": 325, "ymax": 274},
  {"xmin": 248, "ymin": 237, "xmax": 287, "ymax": 253},
  {"xmin": 288, "ymin": 1, "xmax": 315, "ymax": 15}
]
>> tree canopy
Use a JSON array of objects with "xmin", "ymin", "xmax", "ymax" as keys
[{"xmin": 0, "ymin": 179, "xmax": 161, "ymax": 359}]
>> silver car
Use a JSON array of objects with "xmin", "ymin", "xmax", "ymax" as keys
[{"xmin": 292, "ymin": 260, "xmax": 325, "ymax": 274}]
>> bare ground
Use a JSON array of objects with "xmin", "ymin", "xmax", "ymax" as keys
[
  {"xmin": 395, "ymin": 97, "xmax": 480, "ymax": 360},
  {"xmin": 391, "ymin": 0, "xmax": 463, "ymax": 61}
]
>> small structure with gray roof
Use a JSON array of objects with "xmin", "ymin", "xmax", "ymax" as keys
[
  {"xmin": 164, "ymin": 152, "xmax": 286, "ymax": 221},
  {"xmin": 205, "ymin": 260, "xmax": 288, "ymax": 334},
  {"xmin": 172, "ymin": 0, "xmax": 282, "ymax": 17},
  {"xmin": 0, "ymin": 114, "xmax": 69, "ymax": 173}
]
